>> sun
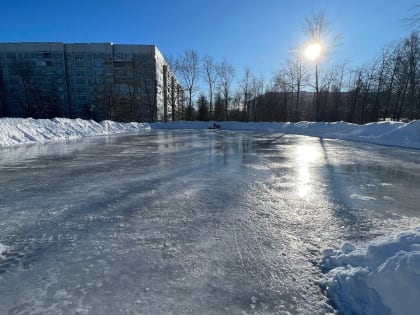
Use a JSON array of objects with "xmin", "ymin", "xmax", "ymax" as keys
[{"xmin": 304, "ymin": 43, "xmax": 322, "ymax": 61}]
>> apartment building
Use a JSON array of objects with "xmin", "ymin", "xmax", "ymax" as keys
[{"xmin": 0, "ymin": 42, "xmax": 183, "ymax": 122}]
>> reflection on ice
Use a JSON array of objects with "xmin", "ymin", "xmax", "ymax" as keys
[
  {"xmin": 295, "ymin": 143, "xmax": 322, "ymax": 198},
  {"xmin": 0, "ymin": 131, "xmax": 419, "ymax": 314},
  {"xmin": 0, "ymin": 244, "xmax": 8, "ymax": 259}
]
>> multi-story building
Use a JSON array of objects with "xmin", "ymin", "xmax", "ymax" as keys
[{"xmin": 0, "ymin": 42, "xmax": 184, "ymax": 122}]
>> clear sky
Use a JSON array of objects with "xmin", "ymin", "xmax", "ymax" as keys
[{"xmin": 1, "ymin": 0, "xmax": 418, "ymax": 82}]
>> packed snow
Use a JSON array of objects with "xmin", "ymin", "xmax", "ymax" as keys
[
  {"xmin": 0, "ymin": 117, "xmax": 150, "ymax": 147},
  {"xmin": 0, "ymin": 117, "xmax": 419, "ymax": 315},
  {"xmin": 321, "ymin": 228, "xmax": 420, "ymax": 315}
]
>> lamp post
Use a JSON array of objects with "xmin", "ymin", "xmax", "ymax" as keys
[{"xmin": 304, "ymin": 43, "xmax": 322, "ymax": 121}]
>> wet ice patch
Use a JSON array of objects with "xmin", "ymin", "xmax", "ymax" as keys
[
  {"xmin": 321, "ymin": 227, "xmax": 420, "ymax": 315},
  {"xmin": 380, "ymin": 183, "xmax": 394, "ymax": 187},
  {"xmin": 382, "ymin": 196, "xmax": 396, "ymax": 201},
  {"xmin": 350, "ymin": 193, "xmax": 376, "ymax": 201}
]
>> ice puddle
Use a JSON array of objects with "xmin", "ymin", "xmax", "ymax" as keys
[{"xmin": 320, "ymin": 227, "xmax": 420, "ymax": 315}]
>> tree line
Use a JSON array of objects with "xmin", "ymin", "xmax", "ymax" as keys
[
  {"xmin": 1, "ymin": 13, "xmax": 419, "ymax": 123},
  {"xmin": 171, "ymin": 13, "xmax": 420, "ymax": 123}
]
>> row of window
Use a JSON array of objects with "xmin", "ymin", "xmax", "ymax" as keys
[{"xmin": 0, "ymin": 52, "xmax": 64, "ymax": 60}]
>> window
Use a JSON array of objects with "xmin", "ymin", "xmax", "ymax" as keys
[
  {"xmin": 94, "ymin": 77, "xmax": 104, "ymax": 84},
  {"xmin": 92, "ymin": 53, "xmax": 105, "ymax": 59},
  {"xmin": 76, "ymin": 87, "xmax": 87, "ymax": 94},
  {"xmin": 74, "ymin": 54, "xmax": 85, "ymax": 60},
  {"xmin": 94, "ymin": 60, "xmax": 104, "ymax": 67},
  {"xmin": 52, "ymin": 53, "xmax": 63, "ymax": 59},
  {"xmin": 77, "ymin": 95, "xmax": 87, "ymax": 102},
  {"xmin": 117, "ymin": 84, "xmax": 129, "ymax": 93},
  {"xmin": 94, "ymin": 69, "xmax": 104, "ymax": 76}
]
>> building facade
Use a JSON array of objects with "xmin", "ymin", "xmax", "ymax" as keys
[{"xmin": 0, "ymin": 42, "xmax": 183, "ymax": 122}]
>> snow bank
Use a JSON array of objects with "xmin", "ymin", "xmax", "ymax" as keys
[
  {"xmin": 0, "ymin": 118, "xmax": 418, "ymax": 149},
  {"xmin": 0, "ymin": 118, "xmax": 150, "ymax": 147},
  {"xmin": 321, "ymin": 228, "xmax": 420, "ymax": 315},
  {"xmin": 152, "ymin": 120, "xmax": 420, "ymax": 150}
]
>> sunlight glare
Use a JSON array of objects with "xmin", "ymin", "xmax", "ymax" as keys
[
  {"xmin": 304, "ymin": 43, "xmax": 322, "ymax": 61},
  {"xmin": 295, "ymin": 144, "xmax": 321, "ymax": 198}
]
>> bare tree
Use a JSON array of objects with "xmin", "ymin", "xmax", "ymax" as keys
[
  {"xmin": 216, "ymin": 59, "xmax": 235, "ymax": 120},
  {"xmin": 144, "ymin": 78, "xmax": 157, "ymax": 122},
  {"xmin": 359, "ymin": 63, "xmax": 376, "ymax": 124},
  {"xmin": 176, "ymin": 49, "xmax": 199, "ymax": 120},
  {"xmin": 249, "ymin": 74, "xmax": 265, "ymax": 121},
  {"xmin": 370, "ymin": 49, "xmax": 391, "ymax": 121},
  {"xmin": 202, "ymin": 55, "xmax": 217, "ymax": 119},
  {"xmin": 347, "ymin": 67, "xmax": 364, "ymax": 123},
  {"xmin": 239, "ymin": 68, "xmax": 252, "ymax": 121},
  {"xmin": 303, "ymin": 11, "xmax": 340, "ymax": 121},
  {"xmin": 0, "ymin": 63, "xmax": 7, "ymax": 117},
  {"xmin": 197, "ymin": 94, "xmax": 209, "ymax": 121},
  {"xmin": 329, "ymin": 62, "xmax": 347, "ymax": 121},
  {"xmin": 405, "ymin": 4, "xmax": 420, "ymax": 31},
  {"xmin": 31, "ymin": 81, "xmax": 63, "ymax": 119},
  {"xmin": 11, "ymin": 61, "xmax": 34, "ymax": 117},
  {"xmin": 284, "ymin": 51, "xmax": 309, "ymax": 121}
]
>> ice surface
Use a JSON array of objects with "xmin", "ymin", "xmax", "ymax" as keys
[
  {"xmin": 153, "ymin": 120, "xmax": 420, "ymax": 150},
  {"xmin": 0, "ymin": 244, "xmax": 8, "ymax": 260},
  {"xmin": 322, "ymin": 228, "xmax": 420, "ymax": 315},
  {"xmin": 0, "ymin": 118, "xmax": 419, "ymax": 314}
]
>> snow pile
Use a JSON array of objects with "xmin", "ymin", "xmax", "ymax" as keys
[
  {"xmin": 321, "ymin": 228, "xmax": 420, "ymax": 315},
  {"xmin": 152, "ymin": 120, "xmax": 420, "ymax": 149},
  {"xmin": 0, "ymin": 118, "xmax": 150, "ymax": 147},
  {"xmin": 0, "ymin": 118, "xmax": 418, "ymax": 149}
]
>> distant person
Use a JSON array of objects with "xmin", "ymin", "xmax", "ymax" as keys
[{"xmin": 210, "ymin": 123, "xmax": 221, "ymax": 129}]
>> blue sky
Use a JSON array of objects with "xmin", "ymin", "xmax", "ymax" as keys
[{"xmin": 1, "ymin": 0, "xmax": 418, "ymax": 81}]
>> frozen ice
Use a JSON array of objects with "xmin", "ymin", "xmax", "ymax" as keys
[
  {"xmin": 0, "ymin": 244, "xmax": 9, "ymax": 260},
  {"xmin": 153, "ymin": 120, "xmax": 420, "ymax": 150},
  {"xmin": 0, "ymin": 118, "xmax": 419, "ymax": 314}
]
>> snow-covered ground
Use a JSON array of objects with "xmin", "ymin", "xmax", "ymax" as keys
[
  {"xmin": 323, "ymin": 228, "xmax": 420, "ymax": 314},
  {"xmin": 0, "ymin": 117, "xmax": 419, "ymax": 315},
  {"xmin": 321, "ymin": 228, "xmax": 420, "ymax": 315},
  {"xmin": 0, "ymin": 117, "xmax": 150, "ymax": 147}
]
